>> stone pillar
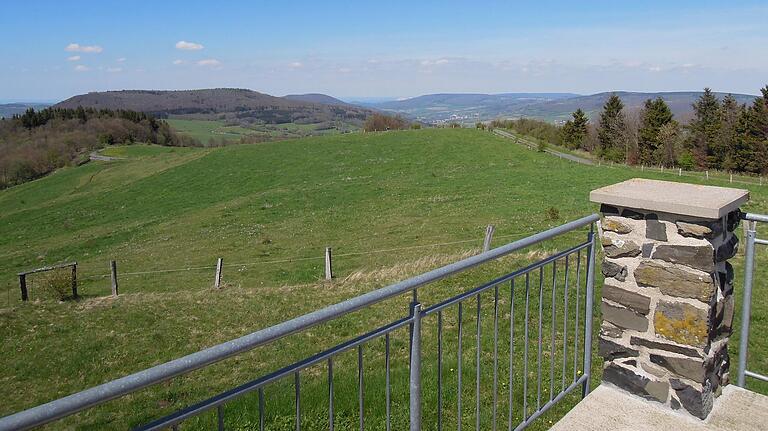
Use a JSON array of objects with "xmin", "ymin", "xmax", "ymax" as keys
[{"xmin": 590, "ymin": 179, "xmax": 749, "ymax": 419}]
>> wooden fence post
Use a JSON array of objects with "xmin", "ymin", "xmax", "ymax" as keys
[
  {"xmin": 19, "ymin": 274, "xmax": 28, "ymax": 301},
  {"xmin": 679, "ymin": 168, "xmax": 682, "ymax": 176},
  {"xmin": 110, "ymin": 260, "xmax": 119, "ymax": 297},
  {"xmin": 325, "ymin": 247, "xmax": 333, "ymax": 280},
  {"xmin": 71, "ymin": 263, "xmax": 78, "ymax": 299},
  {"xmin": 483, "ymin": 225, "xmax": 495, "ymax": 252},
  {"xmin": 214, "ymin": 258, "xmax": 223, "ymax": 289},
  {"xmin": 730, "ymin": 172, "xmax": 733, "ymax": 183},
  {"xmin": 706, "ymin": 170, "xmax": 709, "ymax": 180}
]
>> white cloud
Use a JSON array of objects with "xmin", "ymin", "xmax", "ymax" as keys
[
  {"xmin": 649, "ymin": 66, "xmax": 662, "ymax": 72},
  {"xmin": 65, "ymin": 43, "xmax": 103, "ymax": 53},
  {"xmin": 338, "ymin": 67, "xmax": 352, "ymax": 73},
  {"xmin": 173, "ymin": 59, "xmax": 185, "ymax": 65},
  {"xmin": 74, "ymin": 65, "xmax": 90, "ymax": 72},
  {"xmin": 176, "ymin": 40, "xmax": 204, "ymax": 50},
  {"xmin": 288, "ymin": 61, "xmax": 303, "ymax": 69},
  {"xmin": 116, "ymin": 57, "xmax": 126, "ymax": 63},
  {"xmin": 106, "ymin": 67, "xmax": 122, "ymax": 73},
  {"xmin": 67, "ymin": 55, "xmax": 81, "ymax": 61},
  {"xmin": 197, "ymin": 59, "xmax": 221, "ymax": 67}
]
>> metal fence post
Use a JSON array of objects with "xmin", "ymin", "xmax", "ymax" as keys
[
  {"xmin": 409, "ymin": 301, "xmax": 422, "ymax": 431},
  {"xmin": 737, "ymin": 222, "xmax": 757, "ymax": 387},
  {"xmin": 582, "ymin": 226, "xmax": 597, "ymax": 398}
]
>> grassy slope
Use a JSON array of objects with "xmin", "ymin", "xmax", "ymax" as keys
[{"xmin": 1, "ymin": 129, "xmax": 767, "ymax": 429}]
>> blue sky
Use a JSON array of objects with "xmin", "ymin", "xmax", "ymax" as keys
[{"xmin": 1, "ymin": 1, "xmax": 766, "ymax": 101}]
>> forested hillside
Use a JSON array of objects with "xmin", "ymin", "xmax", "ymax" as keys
[{"xmin": 0, "ymin": 107, "xmax": 191, "ymax": 188}]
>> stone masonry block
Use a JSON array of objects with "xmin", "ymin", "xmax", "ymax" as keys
[
  {"xmin": 599, "ymin": 336, "xmax": 639, "ymax": 361},
  {"xmin": 601, "ymin": 259, "xmax": 627, "ymax": 281},
  {"xmin": 602, "ymin": 300, "xmax": 649, "ymax": 332},
  {"xmin": 629, "ymin": 336, "xmax": 702, "ymax": 358},
  {"xmin": 603, "ymin": 363, "xmax": 669, "ymax": 403},
  {"xmin": 654, "ymin": 300, "xmax": 711, "ymax": 348},
  {"xmin": 676, "ymin": 220, "xmax": 722, "ymax": 239},
  {"xmin": 602, "ymin": 283, "xmax": 651, "ymax": 314},
  {"xmin": 652, "ymin": 244, "xmax": 715, "ymax": 272},
  {"xmin": 602, "ymin": 216, "xmax": 633, "ymax": 234},
  {"xmin": 670, "ymin": 378, "xmax": 714, "ymax": 419},
  {"xmin": 602, "ymin": 236, "xmax": 642, "ymax": 258},
  {"xmin": 634, "ymin": 260, "xmax": 715, "ymax": 304}
]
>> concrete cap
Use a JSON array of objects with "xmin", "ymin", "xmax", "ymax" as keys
[{"xmin": 590, "ymin": 178, "xmax": 749, "ymax": 219}]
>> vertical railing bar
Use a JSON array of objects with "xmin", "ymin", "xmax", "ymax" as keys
[
  {"xmin": 328, "ymin": 358, "xmax": 334, "ymax": 431},
  {"xmin": 359, "ymin": 345, "xmax": 364, "ymax": 431},
  {"xmin": 573, "ymin": 250, "xmax": 582, "ymax": 381},
  {"xmin": 562, "ymin": 255, "xmax": 570, "ymax": 393},
  {"xmin": 476, "ymin": 294, "xmax": 482, "ymax": 431},
  {"xmin": 385, "ymin": 333, "xmax": 391, "ymax": 431},
  {"xmin": 582, "ymin": 227, "xmax": 597, "ymax": 398},
  {"xmin": 550, "ymin": 260, "xmax": 557, "ymax": 401},
  {"xmin": 458, "ymin": 301, "xmax": 463, "ymax": 431},
  {"xmin": 537, "ymin": 266, "xmax": 543, "ymax": 411},
  {"xmin": 492, "ymin": 285, "xmax": 499, "ymax": 431},
  {"xmin": 258, "ymin": 388, "xmax": 264, "ymax": 431},
  {"xmin": 508, "ymin": 278, "xmax": 516, "ymax": 431},
  {"xmin": 409, "ymin": 302, "xmax": 422, "ymax": 431},
  {"xmin": 438, "ymin": 311, "xmax": 443, "ymax": 431},
  {"xmin": 295, "ymin": 371, "xmax": 301, "ymax": 431},
  {"xmin": 217, "ymin": 404, "xmax": 224, "ymax": 431},
  {"xmin": 523, "ymin": 273, "xmax": 530, "ymax": 421},
  {"xmin": 738, "ymin": 221, "xmax": 757, "ymax": 387}
]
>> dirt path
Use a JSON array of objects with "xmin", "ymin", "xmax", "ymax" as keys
[
  {"xmin": 493, "ymin": 129, "xmax": 595, "ymax": 166},
  {"xmin": 89, "ymin": 151, "xmax": 123, "ymax": 162}
]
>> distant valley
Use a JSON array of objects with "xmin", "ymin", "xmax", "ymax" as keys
[
  {"xmin": 0, "ymin": 102, "xmax": 52, "ymax": 119},
  {"xmin": 361, "ymin": 91, "xmax": 758, "ymax": 124}
]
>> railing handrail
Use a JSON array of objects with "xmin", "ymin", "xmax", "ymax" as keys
[
  {"xmin": 737, "ymin": 212, "xmax": 768, "ymax": 387},
  {"xmin": 0, "ymin": 214, "xmax": 599, "ymax": 431}
]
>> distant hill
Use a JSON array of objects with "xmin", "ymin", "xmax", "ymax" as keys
[
  {"xmin": 54, "ymin": 88, "xmax": 375, "ymax": 125},
  {"xmin": 0, "ymin": 103, "xmax": 52, "ymax": 119},
  {"xmin": 366, "ymin": 91, "xmax": 757, "ymax": 123},
  {"xmin": 523, "ymin": 91, "xmax": 758, "ymax": 122},
  {"xmin": 282, "ymin": 93, "xmax": 351, "ymax": 106}
]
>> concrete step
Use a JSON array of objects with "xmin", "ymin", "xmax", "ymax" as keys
[{"xmin": 551, "ymin": 384, "xmax": 768, "ymax": 430}]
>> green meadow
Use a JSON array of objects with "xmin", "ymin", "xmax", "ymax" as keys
[{"xmin": 1, "ymin": 129, "xmax": 767, "ymax": 429}]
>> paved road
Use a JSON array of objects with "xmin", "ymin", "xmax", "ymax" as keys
[{"xmin": 492, "ymin": 129, "xmax": 595, "ymax": 166}]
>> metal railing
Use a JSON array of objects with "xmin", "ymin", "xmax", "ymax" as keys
[
  {"xmin": 737, "ymin": 212, "xmax": 768, "ymax": 387},
  {"xmin": 0, "ymin": 214, "xmax": 599, "ymax": 431}
]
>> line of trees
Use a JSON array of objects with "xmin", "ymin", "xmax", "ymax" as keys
[
  {"xmin": 489, "ymin": 118, "xmax": 563, "ymax": 146},
  {"xmin": 0, "ymin": 107, "xmax": 197, "ymax": 189},
  {"xmin": 559, "ymin": 86, "xmax": 768, "ymax": 174}
]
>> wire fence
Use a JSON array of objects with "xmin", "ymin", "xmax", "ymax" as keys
[
  {"xmin": 4, "ymin": 226, "xmax": 578, "ymax": 307},
  {"xmin": 494, "ymin": 128, "xmax": 767, "ymax": 188}
]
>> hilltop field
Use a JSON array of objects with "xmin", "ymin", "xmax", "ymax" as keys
[{"xmin": 1, "ymin": 129, "xmax": 767, "ymax": 429}]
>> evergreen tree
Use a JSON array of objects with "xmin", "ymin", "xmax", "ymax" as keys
[
  {"xmin": 561, "ymin": 108, "xmax": 589, "ymax": 149},
  {"xmin": 596, "ymin": 94, "xmax": 627, "ymax": 162},
  {"xmin": 718, "ymin": 94, "xmax": 744, "ymax": 171},
  {"xmin": 637, "ymin": 97, "xmax": 674, "ymax": 165},
  {"xmin": 736, "ymin": 86, "xmax": 768, "ymax": 174},
  {"xmin": 687, "ymin": 88, "xmax": 721, "ymax": 169}
]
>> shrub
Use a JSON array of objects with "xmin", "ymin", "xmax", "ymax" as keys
[
  {"xmin": 546, "ymin": 206, "xmax": 560, "ymax": 221},
  {"xmin": 37, "ymin": 269, "xmax": 73, "ymax": 301}
]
